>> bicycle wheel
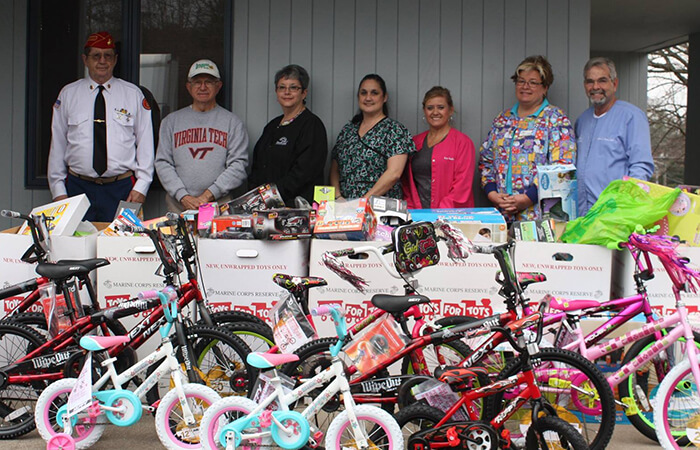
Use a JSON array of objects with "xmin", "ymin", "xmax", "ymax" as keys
[
  {"xmin": 325, "ymin": 404, "xmax": 403, "ymax": 449},
  {"xmin": 525, "ymin": 415, "xmax": 588, "ymax": 450},
  {"xmin": 1, "ymin": 311, "xmax": 48, "ymax": 336},
  {"xmin": 145, "ymin": 325, "xmax": 254, "ymax": 405},
  {"xmin": 223, "ymin": 321, "xmax": 275, "ymax": 354},
  {"xmin": 154, "ymin": 382, "xmax": 221, "ymax": 449},
  {"xmin": 492, "ymin": 347, "xmax": 615, "ymax": 450},
  {"xmin": 34, "ymin": 378, "xmax": 105, "ymax": 449},
  {"xmin": 199, "ymin": 396, "xmax": 270, "ymax": 450},
  {"xmin": 400, "ymin": 337, "xmax": 472, "ymax": 375},
  {"xmin": 209, "ymin": 310, "xmax": 270, "ymax": 330},
  {"xmin": 653, "ymin": 358, "xmax": 700, "ymax": 449},
  {"xmin": 393, "ymin": 401, "xmax": 446, "ymax": 443},
  {"xmin": 618, "ymin": 331, "xmax": 700, "ymax": 442},
  {"xmin": 0, "ymin": 322, "xmax": 47, "ymax": 439}
]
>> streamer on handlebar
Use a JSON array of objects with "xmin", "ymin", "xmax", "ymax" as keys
[{"xmin": 627, "ymin": 232, "xmax": 700, "ymax": 293}]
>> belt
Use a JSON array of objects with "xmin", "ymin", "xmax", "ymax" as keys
[{"xmin": 68, "ymin": 169, "xmax": 134, "ymax": 185}]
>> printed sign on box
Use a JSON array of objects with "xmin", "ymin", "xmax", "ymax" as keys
[{"xmin": 198, "ymin": 239, "xmax": 310, "ymax": 325}]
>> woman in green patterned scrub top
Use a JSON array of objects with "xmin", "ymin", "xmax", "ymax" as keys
[{"xmin": 330, "ymin": 74, "xmax": 415, "ymax": 200}]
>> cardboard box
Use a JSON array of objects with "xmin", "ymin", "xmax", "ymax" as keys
[
  {"xmin": 314, "ymin": 198, "xmax": 377, "ymax": 241},
  {"xmin": 408, "ymin": 208, "xmax": 508, "ymax": 243},
  {"xmin": 18, "ymin": 194, "xmax": 90, "ymax": 236},
  {"xmin": 198, "ymin": 239, "xmax": 310, "ymax": 325},
  {"xmin": 0, "ymin": 225, "xmax": 99, "ymax": 318},
  {"xmin": 626, "ymin": 178, "xmax": 700, "ymax": 246},
  {"xmin": 611, "ymin": 245, "xmax": 700, "ymax": 316},
  {"xmin": 537, "ymin": 164, "xmax": 577, "ymax": 221}
]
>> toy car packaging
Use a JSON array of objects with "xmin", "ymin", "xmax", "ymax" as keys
[
  {"xmin": 225, "ymin": 183, "xmax": 285, "ymax": 214},
  {"xmin": 313, "ymin": 198, "xmax": 377, "ymax": 241},
  {"xmin": 209, "ymin": 214, "xmax": 256, "ymax": 239},
  {"xmin": 252, "ymin": 209, "xmax": 314, "ymax": 240}
]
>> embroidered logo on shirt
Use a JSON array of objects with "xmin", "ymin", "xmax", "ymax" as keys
[
  {"xmin": 275, "ymin": 137, "xmax": 288, "ymax": 146},
  {"xmin": 53, "ymin": 99, "xmax": 61, "ymax": 109},
  {"xmin": 114, "ymin": 108, "xmax": 133, "ymax": 122},
  {"xmin": 189, "ymin": 147, "xmax": 214, "ymax": 160}
]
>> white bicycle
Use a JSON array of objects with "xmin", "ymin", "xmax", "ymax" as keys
[
  {"xmin": 34, "ymin": 287, "xmax": 221, "ymax": 450},
  {"xmin": 199, "ymin": 304, "xmax": 403, "ymax": 450}
]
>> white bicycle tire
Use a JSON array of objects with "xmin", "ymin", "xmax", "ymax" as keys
[
  {"xmin": 34, "ymin": 378, "xmax": 105, "ymax": 450},
  {"xmin": 654, "ymin": 358, "xmax": 700, "ymax": 449},
  {"xmin": 325, "ymin": 404, "xmax": 403, "ymax": 450},
  {"xmin": 199, "ymin": 395, "xmax": 272, "ymax": 450},
  {"xmin": 154, "ymin": 382, "xmax": 221, "ymax": 449}
]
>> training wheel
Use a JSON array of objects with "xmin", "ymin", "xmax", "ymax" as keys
[{"xmin": 46, "ymin": 433, "xmax": 76, "ymax": 450}]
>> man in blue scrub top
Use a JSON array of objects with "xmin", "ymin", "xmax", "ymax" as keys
[{"xmin": 575, "ymin": 57, "xmax": 655, "ymax": 216}]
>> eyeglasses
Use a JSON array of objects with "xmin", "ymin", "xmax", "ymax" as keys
[
  {"xmin": 188, "ymin": 79, "xmax": 219, "ymax": 87},
  {"xmin": 88, "ymin": 52, "xmax": 116, "ymax": 62},
  {"xmin": 276, "ymin": 85, "xmax": 303, "ymax": 93},
  {"xmin": 515, "ymin": 79, "xmax": 544, "ymax": 88}
]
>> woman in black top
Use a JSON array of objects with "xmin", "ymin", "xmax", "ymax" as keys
[{"xmin": 249, "ymin": 64, "xmax": 328, "ymax": 205}]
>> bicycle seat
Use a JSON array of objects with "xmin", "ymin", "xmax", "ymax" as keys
[
  {"xmin": 80, "ymin": 335, "xmax": 131, "ymax": 351},
  {"xmin": 247, "ymin": 352, "xmax": 299, "ymax": 369},
  {"xmin": 371, "ymin": 294, "xmax": 431, "ymax": 313},
  {"xmin": 517, "ymin": 271, "xmax": 547, "ymax": 288},
  {"xmin": 436, "ymin": 366, "xmax": 489, "ymax": 391},
  {"xmin": 549, "ymin": 298, "xmax": 600, "ymax": 312},
  {"xmin": 35, "ymin": 258, "xmax": 109, "ymax": 280},
  {"xmin": 273, "ymin": 273, "xmax": 327, "ymax": 293}
]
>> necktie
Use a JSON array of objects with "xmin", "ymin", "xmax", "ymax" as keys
[{"xmin": 93, "ymin": 85, "xmax": 107, "ymax": 175}]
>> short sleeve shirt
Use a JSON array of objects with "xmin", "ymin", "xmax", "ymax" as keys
[{"xmin": 332, "ymin": 117, "xmax": 415, "ymax": 199}]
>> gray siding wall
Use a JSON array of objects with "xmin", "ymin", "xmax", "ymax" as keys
[
  {"xmin": 592, "ymin": 51, "xmax": 648, "ymax": 110},
  {"xmin": 1, "ymin": 0, "xmax": 593, "ymax": 227}
]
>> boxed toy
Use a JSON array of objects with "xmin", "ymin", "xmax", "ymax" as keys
[
  {"xmin": 197, "ymin": 202, "xmax": 219, "ymax": 237},
  {"xmin": 253, "ymin": 209, "xmax": 314, "ymax": 240},
  {"xmin": 314, "ymin": 186, "xmax": 335, "ymax": 204},
  {"xmin": 18, "ymin": 194, "xmax": 90, "ymax": 237},
  {"xmin": 314, "ymin": 198, "xmax": 377, "ymax": 241},
  {"xmin": 511, "ymin": 219, "xmax": 563, "ymax": 242},
  {"xmin": 626, "ymin": 177, "xmax": 700, "ymax": 246},
  {"xmin": 209, "ymin": 215, "xmax": 255, "ymax": 239},
  {"xmin": 226, "ymin": 183, "xmax": 285, "ymax": 214},
  {"xmin": 537, "ymin": 164, "xmax": 577, "ymax": 221},
  {"xmin": 408, "ymin": 207, "xmax": 507, "ymax": 243},
  {"xmin": 369, "ymin": 195, "xmax": 408, "ymax": 224}
]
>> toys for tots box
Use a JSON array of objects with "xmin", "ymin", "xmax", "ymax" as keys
[
  {"xmin": 612, "ymin": 246, "xmax": 700, "ymax": 316},
  {"xmin": 198, "ymin": 239, "xmax": 310, "ymax": 324},
  {"xmin": 0, "ymin": 227, "xmax": 98, "ymax": 318}
]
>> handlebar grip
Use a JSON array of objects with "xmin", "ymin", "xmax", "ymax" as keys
[
  {"xmin": 166, "ymin": 211, "xmax": 179, "ymax": 221},
  {"xmin": 311, "ymin": 304, "xmax": 342, "ymax": 317},
  {"xmin": 137, "ymin": 290, "xmax": 160, "ymax": 300},
  {"xmin": 1, "ymin": 210, "xmax": 21, "ymax": 219},
  {"xmin": 328, "ymin": 248, "xmax": 356, "ymax": 258},
  {"xmin": 156, "ymin": 219, "xmax": 179, "ymax": 228}
]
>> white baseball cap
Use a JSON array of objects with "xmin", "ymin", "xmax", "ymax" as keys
[{"xmin": 188, "ymin": 59, "xmax": 221, "ymax": 79}]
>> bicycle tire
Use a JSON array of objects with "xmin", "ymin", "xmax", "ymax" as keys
[
  {"xmin": 618, "ymin": 330, "xmax": 700, "ymax": 442},
  {"xmin": 492, "ymin": 347, "xmax": 615, "ymax": 450},
  {"xmin": 325, "ymin": 404, "xmax": 403, "ymax": 449},
  {"xmin": 34, "ymin": 378, "xmax": 105, "ymax": 449},
  {"xmin": 653, "ymin": 358, "xmax": 700, "ymax": 449},
  {"xmin": 154, "ymin": 382, "xmax": 221, "ymax": 449},
  {"xmin": 209, "ymin": 309, "xmax": 270, "ymax": 330},
  {"xmin": 222, "ymin": 321, "xmax": 275, "ymax": 354},
  {"xmin": 0, "ymin": 322, "xmax": 49, "ymax": 439},
  {"xmin": 199, "ymin": 395, "xmax": 271, "ymax": 450},
  {"xmin": 525, "ymin": 415, "xmax": 589, "ymax": 450},
  {"xmin": 400, "ymin": 336, "xmax": 472, "ymax": 375},
  {"xmin": 1, "ymin": 311, "xmax": 48, "ymax": 332},
  {"xmin": 393, "ymin": 401, "xmax": 448, "ymax": 443},
  {"xmin": 145, "ymin": 325, "xmax": 254, "ymax": 405}
]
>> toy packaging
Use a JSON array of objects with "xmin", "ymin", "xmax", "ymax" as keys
[
  {"xmin": 209, "ymin": 214, "xmax": 256, "ymax": 239},
  {"xmin": 18, "ymin": 194, "xmax": 90, "ymax": 236},
  {"xmin": 253, "ymin": 209, "xmax": 314, "ymax": 240},
  {"xmin": 343, "ymin": 315, "xmax": 409, "ymax": 374},
  {"xmin": 314, "ymin": 186, "xmax": 335, "ymax": 204},
  {"xmin": 369, "ymin": 195, "xmax": 408, "ymax": 224},
  {"xmin": 537, "ymin": 164, "xmax": 578, "ymax": 221},
  {"xmin": 412, "ymin": 378, "xmax": 468, "ymax": 421},
  {"xmin": 271, "ymin": 292, "xmax": 317, "ymax": 353},
  {"xmin": 197, "ymin": 202, "xmax": 219, "ymax": 237},
  {"xmin": 250, "ymin": 370, "xmax": 295, "ymax": 411},
  {"xmin": 314, "ymin": 198, "xmax": 377, "ymax": 241},
  {"xmin": 39, "ymin": 283, "xmax": 72, "ymax": 338},
  {"xmin": 408, "ymin": 207, "xmax": 507, "ymax": 243},
  {"xmin": 511, "ymin": 219, "xmax": 562, "ymax": 242},
  {"xmin": 626, "ymin": 177, "xmax": 700, "ymax": 246},
  {"xmin": 225, "ymin": 183, "xmax": 285, "ymax": 214}
]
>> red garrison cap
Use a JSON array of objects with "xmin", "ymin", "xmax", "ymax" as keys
[{"xmin": 84, "ymin": 31, "xmax": 115, "ymax": 49}]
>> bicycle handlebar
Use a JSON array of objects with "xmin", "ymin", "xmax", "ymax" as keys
[{"xmin": 1, "ymin": 209, "xmax": 24, "ymax": 219}]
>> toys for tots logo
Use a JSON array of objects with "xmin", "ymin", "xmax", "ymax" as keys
[{"xmin": 441, "ymin": 299, "xmax": 493, "ymax": 318}]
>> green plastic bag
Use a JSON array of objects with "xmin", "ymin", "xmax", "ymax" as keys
[{"xmin": 561, "ymin": 180, "xmax": 680, "ymax": 249}]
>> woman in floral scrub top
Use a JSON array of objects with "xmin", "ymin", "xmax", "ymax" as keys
[
  {"xmin": 479, "ymin": 55, "xmax": 576, "ymax": 221},
  {"xmin": 330, "ymin": 74, "xmax": 415, "ymax": 199}
]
